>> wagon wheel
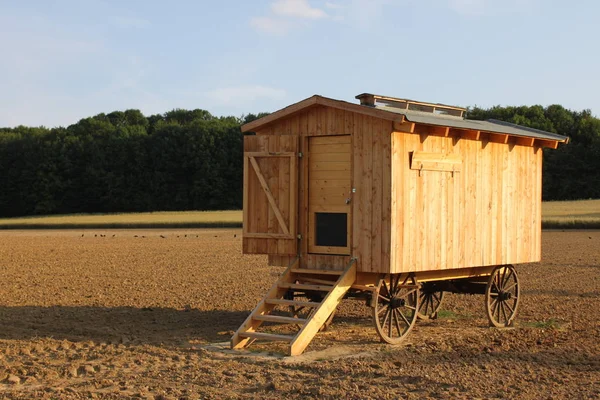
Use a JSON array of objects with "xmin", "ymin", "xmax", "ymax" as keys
[
  {"xmin": 372, "ymin": 274, "xmax": 419, "ymax": 344},
  {"xmin": 417, "ymin": 283, "xmax": 445, "ymax": 320},
  {"xmin": 485, "ymin": 265, "xmax": 520, "ymax": 328},
  {"xmin": 284, "ymin": 290, "xmax": 335, "ymax": 331}
]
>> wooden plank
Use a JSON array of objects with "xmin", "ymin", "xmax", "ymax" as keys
[
  {"xmin": 290, "ymin": 260, "xmax": 356, "ymax": 356},
  {"xmin": 371, "ymin": 118, "xmax": 383, "ymax": 273},
  {"xmin": 310, "ymin": 135, "xmax": 351, "ymax": 146},
  {"xmin": 249, "ymin": 156, "xmax": 290, "ymax": 235},
  {"xmin": 291, "ymin": 268, "xmax": 343, "ymax": 275},
  {"xmin": 390, "ymin": 132, "xmax": 403, "ymax": 274},
  {"xmin": 410, "ymin": 151, "xmax": 462, "ymax": 173},
  {"xmin": 514, "ymin": 136, "xmax": 535, "ymax": 147},
  {"xmin": 244, "ymin": 233, "xmax": 293, "ymax": 239},
  {"xmin": 253, "ymin": 315, "xmax": 307, "ymax": 324},
  {"xmin": 307, "ymin": 179, "xmax": 351, "ymax": 188},
  {"xmin": 278, "ymin": 283, "xmax": 333, "ymax": 292},
  {"xmin": 242, "ymin": 96, "xmax": 319, "ymax": 132},
  {"xmin": 309, "ymin": 143, "xmax": 352, "ymax": 154},
  {"xmin": 288, "ymin": 137, "xmax": 298, "ymax": 253},
  {"xmin": 359, "ymin": 116, "xmax": 373, "ymax": 272},
  {"xmin": 231, "ymin": 258, "xmax": 298, "ymax": 349},
  {"xmin": 488, "ymin": 133, "xmax": 510, "ymax": 144},
  {"xmin": 264, "ymin": 298, "xmax": 320, "ymax": 308},
  {"xmin": 298, "ymin": 277, "xmax": 339, "ymax": 286},
  {"xmin": 308, "ymin": 162, "xmax": 351, "ymax": 172},
  {"xmin": 238, "ymin": 332, "xmax": 294, "ymax": 342},
  {"xmin": 381, "ymin": 122, "xmax": 392, "ymax": 274},
  {"xmin": 310, "ymin": 152, "xmax": 351, "ymax": 162},
  {"xmin": 534, "ymin": 138, "xmax": 559, "ymax": 149},
  {"xmin": 392, "ymin": 120, "xmax": 415, "ymax": 133}
]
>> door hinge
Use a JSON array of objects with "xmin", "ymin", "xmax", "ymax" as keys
[
  {"xmin": 297, "ymin": 234, "xmax": 302, "ymax": 239},
  {"xmin": 298, "ymin": 152, "xmax": 303, "ymax": 158}
]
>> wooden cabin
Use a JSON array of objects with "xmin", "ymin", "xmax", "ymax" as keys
[
  {"xmin": 240, "ymin": 93, "xmax": 568, "ymax": 275},
  {"xmin": 232, "ymin": 93, "xmax": 568, "ymax": 355}
]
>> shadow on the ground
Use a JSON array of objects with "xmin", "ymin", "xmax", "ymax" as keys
[{"xmin": 0, "ymin": 306, "xmax": 249, "ymax": 345}]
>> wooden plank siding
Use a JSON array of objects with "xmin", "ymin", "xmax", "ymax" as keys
[
  {"xmin": 255, "ymin": 106, "xmax": 393, "ymax": 273},
  {"xmin": 251, "ymin": 104, "xmax": 543, "ymax": 274},
  {"xmin": 390, "ymin": 130, "xmax": 542, "ymax": 273},
  {"xmin": 243, "ymin": 135, "xmax": 298, "ymax": 255}
]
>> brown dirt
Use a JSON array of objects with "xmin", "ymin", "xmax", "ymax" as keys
[{"xmin": 0, "ymin": 229, "xmax": 598, "ymax": 399}]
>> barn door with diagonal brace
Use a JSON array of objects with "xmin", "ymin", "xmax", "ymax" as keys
[{"xmin": 243, "ymin": 135, "xmax": 299, "ymax": 255}]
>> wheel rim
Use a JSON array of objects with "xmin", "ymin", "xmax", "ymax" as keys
[
  {"xmin": 485, "ymin": 265, "xmax": 520, "ymax": 327},
  {"xmin": 417, "ymin": 285, "xmax": 444, "ymax": 320},
  {"xmin": 373, "ymin": 274, "xmax": 419, "ymax": 344}
]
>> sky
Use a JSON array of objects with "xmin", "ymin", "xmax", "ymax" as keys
[{"xmin": 1, "ymin": 0, "xmax": 599, "ymax": 128}]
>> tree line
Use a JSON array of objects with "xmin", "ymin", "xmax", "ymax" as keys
[{"xmin": 0, "ymin": 104, "xmax": 598, "ymax": 218}]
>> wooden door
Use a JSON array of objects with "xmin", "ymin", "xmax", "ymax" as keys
[
  {"xmin": 243, "ymin": 135, "xmax": 299, "ymax": 255},
  {"xmin": 308, "ymin": 135, "xmax": 352, "ymax": 255}
]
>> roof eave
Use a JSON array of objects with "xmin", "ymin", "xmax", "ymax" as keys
[{"xmin": 241, "ymin": 95, "xmax": 405, "ymax": 133}]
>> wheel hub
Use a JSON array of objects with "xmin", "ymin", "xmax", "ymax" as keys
[
  {"xmin": 499, "ymin": 292, "xmax": 512, "ymax": 301},
  {"xmin": 390, "ymin": 297, "xmax": 406, "ymax": 308}
]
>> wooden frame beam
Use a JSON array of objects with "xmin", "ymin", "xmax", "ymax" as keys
[
  {"xmin": 393, "ymin": 119, "xmax": 415, "ymax": 133},
  {"xmin": 534, "ymin": 139, "xmax": 559, "ymax": 149},
  {"xmin": 488, "ymin": 132, "xmax": 510, "ymax": 144}
]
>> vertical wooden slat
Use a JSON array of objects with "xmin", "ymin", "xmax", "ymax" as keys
[
  {"xmin": 361, "ymin": 116, "xmax": 373, "ymax": 272},
  {"xmin": 352, "ymin": 115, "xmax": 364, "ymax": 268},
  {"xmin": 381, "ymin": 121, "xmax": 392, "ymax": 274},
  {"xmin": 371, "ymin": 118, "xmax": 383, "ymax": 273}
]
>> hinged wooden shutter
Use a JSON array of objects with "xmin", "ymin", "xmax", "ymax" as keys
[{"xmin": 243, "ymin": 135, "xmax": 298, "ymax": 255}]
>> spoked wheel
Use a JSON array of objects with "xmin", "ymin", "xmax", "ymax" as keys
[
  {"xmin": 417, "ymin": 283, "xmax": 444, "ymax": 320},
  {"xmin": 485, "ymin": 264, "xmax": 520, "ymax": 327},
  {"xmin": 284, "ymin": 290, "xmax": 335, "ymax": 331},
  {"xmin": 372, "ymin": 274, "xmax": 419, "ymax": 344}
]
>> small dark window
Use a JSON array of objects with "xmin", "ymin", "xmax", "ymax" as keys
[{"xmin": 315, "ymin": 212, "xmax": 347, "ymax": 247}]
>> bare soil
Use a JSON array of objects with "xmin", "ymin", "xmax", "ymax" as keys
[{"xmin": 0, "ymin": 229, "xmax": 598, "ymax": 399}]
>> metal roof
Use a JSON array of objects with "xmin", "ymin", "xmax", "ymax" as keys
[{"xmin": 376, "ymin": 106, "xmax": 569, "ymax": 142}]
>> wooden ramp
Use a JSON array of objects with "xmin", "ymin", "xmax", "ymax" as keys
[{"xmin": 231, "ymin": 258, "xmax": 357, "ymax": 356}]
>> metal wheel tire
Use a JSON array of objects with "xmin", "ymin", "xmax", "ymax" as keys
[
  {"xmin": 417, "ymin": 285, "xmax": 444, "ymax": 320},
  {"xmin": 485, "ymin": 265, "xmax": 520, "ymax": 327},
  {"xmin": 372, "ymin": 274, "xmax": 419, "ymax": 344}
]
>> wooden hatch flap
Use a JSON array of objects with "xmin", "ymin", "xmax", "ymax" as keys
[{"xmin": 410, "ymin": 151, "xmax": 462, "ymax": 174}]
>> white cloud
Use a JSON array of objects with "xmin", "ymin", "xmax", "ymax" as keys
[
  {"xmin": 206, "ymin": 85, "xmax": 287, "ymax": 106},
  {"xmin": 325, "ymin": 2, "xmax": 345, "ymax": 9},
  {"xmin": 110, "ymin": 15, "xmax": 150, "ymax": 29},
  {"xmin": 271, "ymin": 0, "xmax": 328, "ymax": 19},
  {"xmin": 250, "ymin": 0, "xmax": 328, "ymax": 35},
  {"xmin": 447, "ymin": 0, "xmax": 537, "ymax": 16},
  {"xmin": 250, "ymin": 16, "xmax": 294, "ymax": 35}
]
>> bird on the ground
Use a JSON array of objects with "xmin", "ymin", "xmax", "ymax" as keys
[{"xmin": 160, "ymin": 235, "xmax": 166, "ymax": 238}]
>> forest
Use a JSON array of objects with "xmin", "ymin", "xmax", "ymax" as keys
[{"xmin": 0, "ymin": 104, "xmax": 598, "ymax": 218}]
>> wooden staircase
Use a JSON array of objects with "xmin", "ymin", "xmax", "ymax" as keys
[{"xmin": 231, "ymin": 258, "xmax": 357, "ymax": 356}]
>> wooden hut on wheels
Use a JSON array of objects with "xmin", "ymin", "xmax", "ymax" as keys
[{"xmin": 231, "ymin": 93, "xmax": 568, "ymax": 356}]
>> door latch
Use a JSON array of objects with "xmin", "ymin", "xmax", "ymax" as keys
[{"xmin": 345, "ymin": 198, "xmax": 352, "ymax": 205}]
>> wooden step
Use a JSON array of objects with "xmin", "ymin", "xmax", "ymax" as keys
[
  {"xmin": 265, "ymin": 299, "xmax": 321, "ymax": 308},
  {"xmin": 238, "ymin": 331, "xmax": 295, "ymax": 342},
  {"xmin": 291, "ymin": 268, "xmax": 343, "ymax": 275},
  {"xmin": 253, "ymin": 314, "xmax": 307, "ymax": 324},
  {"xmin": 279, "ymin": 283, "xmax": 333, "ymax": 292},
  {"xmin": 298, "ymin": 277, "xmax": 339, "ymax": 286}
]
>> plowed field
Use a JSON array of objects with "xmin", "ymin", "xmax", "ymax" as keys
[{"xmin": 0, "ymin": 230, "xmax": 599, "ymax": 399}]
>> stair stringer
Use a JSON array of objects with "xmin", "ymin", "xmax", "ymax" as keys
[
  {"xmin": 231, "ymin": 257, "xmax": 299, "ymax": 350},
  {"xmin": 289, "ymin": 259, "xmax": 357, "ymax": 356}
]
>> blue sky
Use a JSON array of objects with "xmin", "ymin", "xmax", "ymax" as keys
[{"xmin": 1, "ymin": 0, "xmax": 599, "ymax": 127}]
